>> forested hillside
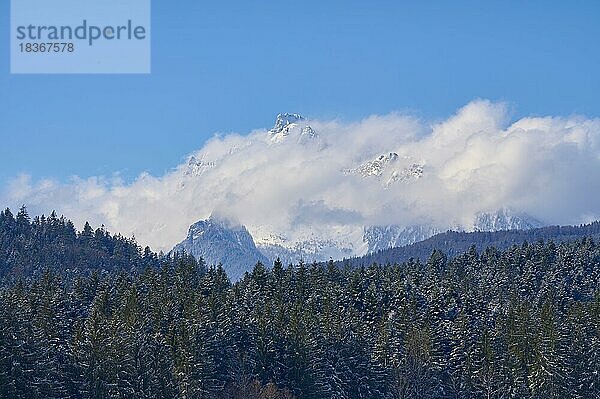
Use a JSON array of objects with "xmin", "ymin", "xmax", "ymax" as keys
[
  {"xmin": 347, "ymin": 221, "xmax": 600, "ymax": 267},
  {"xmin": 0, "ymin": 207, "xmax": 161, "ymax": 281},
  {"xmin": 0, "ymin": 216, "xmax": 598, "ymax": 398}
]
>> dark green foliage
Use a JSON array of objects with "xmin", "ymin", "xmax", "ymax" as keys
[
  {"xmin": 0, "ymin": 209, "xmax": 599, "ymax": 398},
  {"xmin": 0, "ymin": 207, "xmax": 161, "ymax": 281}
]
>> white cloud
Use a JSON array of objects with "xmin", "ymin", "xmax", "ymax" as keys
[{"xmin": 4, "ymin": 99, "xmax": 600, "ymax": 253}]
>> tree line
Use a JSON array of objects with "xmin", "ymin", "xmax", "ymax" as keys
[{"xmin": 0, "ymin": 208, "xmax": 598, "ymax": 398}]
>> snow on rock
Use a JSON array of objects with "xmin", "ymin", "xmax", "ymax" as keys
[
  {"xmin": 170, "ymin": 114, "xmax": 547, "ymax": 280},
  {"xmin": 184, "ymin": 155, "xmax": 216, "ymax": 176},
  {"xmin": 269, "ymin": 113, "xmax": 322, "ymax": 146},
  {"xmin": 172, "ymin": 214, "xmax": 269, "ymax": 281},
  {"xmin": 473, "ymin": 208, "xmax": 544, "ymax": 232},
  {"xmin": 363, "ymin": 224, "xmax": 440, "ymax": 253},
  {"xmin": 345, "ymin": 152, "xmax": 424, "ymax": 187}
]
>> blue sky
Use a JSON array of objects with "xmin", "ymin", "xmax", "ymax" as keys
[{"xmin": 1, "ymin": 1, "xmax": 599, "ymax": 188}]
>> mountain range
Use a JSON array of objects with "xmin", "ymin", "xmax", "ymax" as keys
[
  {"xmin": 171, "ymin": 113, "xmax": 553, "ymax": 278},
  {"xmin": 344, "ymin": 221, "xmax": 600, "ymax": 267},
  {"xmin": 173, "ymin": 207, "xmax": 544, "ymax": 279}
]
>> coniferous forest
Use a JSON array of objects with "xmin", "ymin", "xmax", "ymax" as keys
[{"xmin": 0, "ymin": 207, "xmax": 599, "ymax": 398}]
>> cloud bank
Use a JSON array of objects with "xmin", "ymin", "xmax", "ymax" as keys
[{"xmin": 4, "ymin": 100, "xmax": 600, "ymax": 253}]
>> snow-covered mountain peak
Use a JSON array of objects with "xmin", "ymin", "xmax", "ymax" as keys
[
  {"xmin": 346, "ymin": 152, "xmax": 424, "ymax": 187},
  {"xmin": 205, "ymin": 212, "xmax": 245, "ymax": 231},
  {"xmin": 174, "ymin": 216, "xmax": 268, "ymax": 281},
  {"xmin": 268, "ymin": 113, "xmax": 321, "ymax": 145},
  {"xmin": 270, "ymin": 113, "xmax": 306, "ymax": 134},
  {"xmin": 346, "ymin": 152, "xmax": 398, "ymax": 179}
]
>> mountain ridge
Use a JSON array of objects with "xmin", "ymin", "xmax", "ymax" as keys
[
  {"xmin": 339, "ymin": 221, "xmax": 600, "ymax": 267},
  {"xmin": 173, "ymin": 207, "xmax": 548, "ymax": 277}
]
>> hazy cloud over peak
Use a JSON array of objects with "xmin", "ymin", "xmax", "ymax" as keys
[{"xmin": 4, "ymin": 100, "xmax": 600, "ymax": 253}]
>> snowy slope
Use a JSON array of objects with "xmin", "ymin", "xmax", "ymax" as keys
[
  {"xmin": 474, "ymin": 208, "xmax": 544, "ymax": 232},
  {"xmin": 363, "ymin": 224, "xmax": 440, "ymax": 253},
  {"xmin": 345, "ymin": 152, "xmax": 424, "ymax": 187},
  {"xmin": 256, "ymin": 235, "xmax": 355, "ymax": 266},
  {"xmin": 363, "ymin": 209, "xmax": 544, "ymax": 255}
]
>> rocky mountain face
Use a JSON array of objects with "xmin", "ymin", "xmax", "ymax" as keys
[
  {"xmin": 473, "ymin": 208, "xmax": 544, "ymax": 231},
  {"xmin": 361, "ymin": 209, "xmax": 543, "ymax": 256},
  {"xmin": 344, "ymin": 221, "xmax": 600, "ymax": 268},
  {"xmin": 345, "ymin": 152, "xmax": 424, "ymax": 188},
  {"xmin": 172, "ymin": 215, "xmax": 269, "ymax": 281},
  {"xmin": 269, "ymin": 113, "xmax": 321, "ymax": 145},
  {"xmin": 363, "ymin": 224, "xmax": 440, "ymax": 254}
]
